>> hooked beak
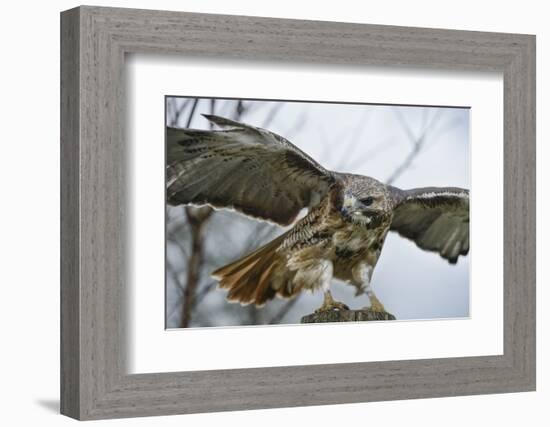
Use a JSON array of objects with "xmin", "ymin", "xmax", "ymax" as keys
[{"xmin": 341, "ymin": 206, "xmax": 376, "ymax": 217}]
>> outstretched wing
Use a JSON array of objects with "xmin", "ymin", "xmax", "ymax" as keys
[
  {"xmin": 167, "ymin": 114, "xmax": 335, "ymax": 226},
  {"xmin": 389, "ymin": 187, "xmax": 469, "ymax": 263}
]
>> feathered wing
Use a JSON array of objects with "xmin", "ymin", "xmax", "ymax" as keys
[
  {"xmin": 167, "ymin": 114, "xmax": 335, "ymax": 226},
  {"xmin": 389, "ymin": 187, "xmax": 470, "ymax": 263}
]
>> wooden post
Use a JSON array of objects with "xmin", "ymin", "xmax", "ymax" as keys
[{"xmin": 301, "ymin": 308, "xmax": 396, "ymax": 323}]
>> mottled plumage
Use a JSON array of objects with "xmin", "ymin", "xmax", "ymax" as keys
[{"xmin": 167, "ymin": 114, "xmax": 470, "ymax": 313}]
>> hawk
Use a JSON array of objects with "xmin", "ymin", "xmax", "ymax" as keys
[{"xmin": 167, "ymin": 114, "xmax": 469, "ymax": 314}]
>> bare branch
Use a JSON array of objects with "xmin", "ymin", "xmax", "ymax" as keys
[
  {"xmin": 194, "ymin": 281, "xmax": 218, "ymax": 305},
  {"xmin": 176, "ymin": 98, "xmax": 215, "ymax": 328},
  {"xmin": 174, "ymin": 99, "xmax": 190, "ymax": 127},
  {"xmin": 261, "ymin": 103, "xmax": 283, "ymax": 128},
  {"xmin": 185, "ymin": 98, "xmax": 199, "ymax": 128},
  {"xmin": 167, "ymin": 234, "xmax": 189, "ymax": 261},
  {"xmin": 285, "ymin": 111, "xmax": 307, "ymax": 136},
  {"xmin": 385, "ymin": 139, "xmax": 423, "ymax": 185},
  {"xmin": 336, "ymin": 110, "xmax": 371, "ymax": 169},
  {"xmin": 343, "ymin": 137, "xmax": 398, "ymax": 172},
  {"xmin": 393, "ymin": 107, "xmax": 417, "ymax": 147},
  {"xmin": 181, "ymin": 206, "xmax": 214, "ymax": 328},
  {"xmin": 386, "ymin": 108, "xmax": 443, "ymax": 185}
]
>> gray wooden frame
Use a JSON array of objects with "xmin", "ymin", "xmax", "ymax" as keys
[{"xmin": 60, "ymin": 5, "xmax": 536, "ymax": 420}]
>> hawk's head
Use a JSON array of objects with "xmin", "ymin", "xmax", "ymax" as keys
[{"xmin": 338, "ymin": 174, "xmax": 393, "ymax": 229}]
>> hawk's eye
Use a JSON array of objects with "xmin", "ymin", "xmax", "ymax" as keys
[{"xmin": 361, "ymin": 196, "xmax": 374, "ymax": 206}]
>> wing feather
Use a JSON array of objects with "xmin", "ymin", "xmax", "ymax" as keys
[
  {"xmin": 389, "ymin": 187, "xmax": 469, "ymax": 263},
  {"xmin": 167, "ymin": 114, "xmax": 334, "ymax": 225}
]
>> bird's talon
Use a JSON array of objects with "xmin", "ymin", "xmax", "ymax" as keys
[
  {"xmin": 315, "ymin": 302, "xmax": 349, "ymax": 313},
  {"xmin": 365, "ymin": 301, "xmax": 386, "ymax": 313}
]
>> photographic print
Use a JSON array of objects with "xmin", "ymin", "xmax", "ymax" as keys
[{"xmin": 166, "ymin": 97, "xmax": 470, "ymax": 328}]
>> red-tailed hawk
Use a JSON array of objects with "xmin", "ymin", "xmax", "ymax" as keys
[{"xmin": 167, "ymin": 114, "xmax": 469, "ymax": 313}]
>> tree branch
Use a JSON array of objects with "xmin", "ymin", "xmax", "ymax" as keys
[
  {"xmin": 301, "ymin": 308, "xmax": 395, "ymax": 323},
  {"xmin": 181, "ymin": 206, "xmax": 213, "ymax": 328},
  {"xmin": 386, "ymin": 108, "xmax": 442, "ymax": 185}
]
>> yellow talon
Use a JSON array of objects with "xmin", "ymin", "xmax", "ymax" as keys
[
  {"xmin": 364, "ymin": 293, "xmax": 386, "ymax": 312},
  {"xmin": 316, "ymin": 290, "xmax": 349, "ymax": 313}
]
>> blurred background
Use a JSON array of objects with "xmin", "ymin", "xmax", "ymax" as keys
[{"xmin": 165, "ymin": 97, "xmax": 470, "ymax": 328}]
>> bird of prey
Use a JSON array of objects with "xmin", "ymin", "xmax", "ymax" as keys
[{"xmin": 167, "ymin": 114, "xmax": 469, "ymax": 314}]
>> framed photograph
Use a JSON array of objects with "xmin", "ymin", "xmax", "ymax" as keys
[{"xmin": 61, "ymin": 6, "xmax": 535, "ymax": 420}]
